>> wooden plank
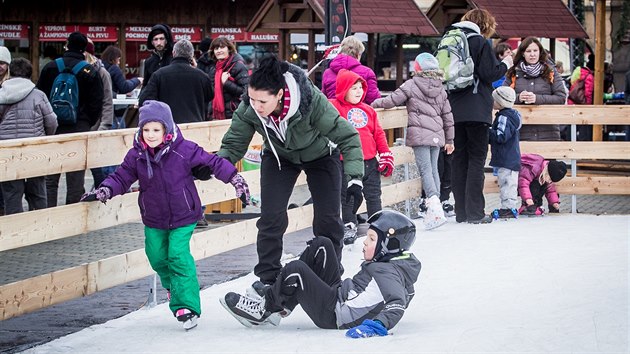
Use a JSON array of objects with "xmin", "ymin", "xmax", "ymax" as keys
[
  {"xmin": 518, "ymin": 105, "xmax": 630, "ymax": 125},
  {"xmin": 0, "ymin": 180, "xmax": 421, "ymax": 320},
  {"xmin": 518, "ymin": 142, "xmax": 630, "ymax": 160},
  {"xmin": 483, "ymin": 175, "xmax": 630, "ymax": 195}
]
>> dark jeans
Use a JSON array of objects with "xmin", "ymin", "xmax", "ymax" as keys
[
  {"xmin": 255, "ymin": 149, "xmax": 344, "ymax": 284},
  {"xmin": 438, "ymin": 149, "xmax": 452, "ymax": 202},
  {"xmin": 341, "ymin": 158, "xmax": 381, "ymax": 224},
  {"xmin": 452, "ymin": 122, "xmax": 489, "ymax": 222},
  {"xmin": 1, "ymin": 177, "xmax": 47, "ymax": 214},
  {"xmin": 46, "ymin": 171, "xmax": 86, "ymax": 207},
  {"xmin": 267, "ymin": 236, "xmax": 341, "ymax": 329}
]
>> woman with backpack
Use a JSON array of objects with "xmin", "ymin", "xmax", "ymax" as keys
[
  {"xmin": 197, "ymin": 36, "xmax": 249, "ymax": 120},
  {"xmin": 504, "ymin": 37, "xmax": 567, "ymax": 141},
  {"xmin": 443, "ymin": 9, "xmax": 513, "ymax": 224}
]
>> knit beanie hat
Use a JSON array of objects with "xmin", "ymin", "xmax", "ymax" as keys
[
  {"xmin": 85, "ymin": 41, "xmax": 95, "ymax": 55},
  {"xmin": 547, "ymin": 160, "xmax": 567, "ymax": 182},
  {"xmin": 413, "ymin": 52, "xmax": 439, "ymax": 72},
  {"xmin": 67, "ymin": 32, "xmax": 88, "ymax": 52},
  {"xmin": 0, "ymin": 46, "xmax": 10, "ymax": 64},
  {"xmin": 492, "ymin": 86, "xmax": 516, "ymax": 109},
  {"xmin": 199, "ymin": 37, "xmax": 212, "ymax": 53},
  {"xmin": 139, "ymin": 100, "xmax": 175, "ymax": 135}
]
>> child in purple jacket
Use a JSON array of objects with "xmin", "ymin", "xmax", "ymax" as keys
[{"xmin": 81, "ymin": 100, "xmax": 250, "ymax": 330}]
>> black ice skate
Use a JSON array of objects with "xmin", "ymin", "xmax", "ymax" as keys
[
  {"xmin": 245, "ymin": 281, "xmax": 291, "ymax": 326},
  {"xmin": 220, "ymin": 292, "xmax": 272, "ymax": 328}
]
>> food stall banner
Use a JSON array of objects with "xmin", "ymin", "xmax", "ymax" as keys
[
  {"xmin": 78, "ymin": 25, "xmax": 118, "ymax": 42},
  {"xmin": 246, "ymin": 32, "xmax": 279, "ymax": 43},
  {"xmin": 125, "ymin": 26, "xmax": 202, "ymax": 42},
  {"xmin": 0, "ymin": 24, "xmax": 29, "ymax": 40},
  {"xmin": 210, "ymin": 27, "xmax": 246, "ymax": 42},
  {"xmin": 39, "ymin": 24, "xmax": 117, "ymax": 42}
]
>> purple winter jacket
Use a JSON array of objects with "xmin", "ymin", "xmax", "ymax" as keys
[
  {"xmin": 322, "ymin": 54, "xmax": 381, "ymax": 104},
  {"xmin": 101, "ymin": 127, "xmax": 237, "ymax": 230}
]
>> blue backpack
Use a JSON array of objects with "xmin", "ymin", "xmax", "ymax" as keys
[{"xmin": 50, "ymin": 58, "xmax": 89, "ymax": 125}]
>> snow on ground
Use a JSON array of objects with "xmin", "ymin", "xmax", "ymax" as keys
[{"xmin": 22, "ymin": 214, "xmax": 628, "ymax": 353}]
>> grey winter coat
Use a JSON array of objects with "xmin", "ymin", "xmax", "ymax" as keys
[
  {"xmin": 372, "ymin": 75, "xmax": 454, "ymax": 147},
  {"xmin": 503, "ymin": 66, "xmax": 566, "ymax": 141},
  {"xmin": 335, "ymin": 252, "xmax": 421, "ymax": 330},
  {"xmin": 91, "ymin": 59, "xmax": 114, "ymax": 131},
  {"xmin": 0, "ymin": 77, "xmax": 57, "ymax": 140}
]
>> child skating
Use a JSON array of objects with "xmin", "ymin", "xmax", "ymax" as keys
[
  {"xmin": 488, "ymin": 86, "xmax": 522, "ymax": 219},
  {"xmin": 81, "ymin": 100, "xmax": 251, "ymax": 330},
  {"xmin": 220, "ymin": 209, "xmax": 421, "ymax": 338}
]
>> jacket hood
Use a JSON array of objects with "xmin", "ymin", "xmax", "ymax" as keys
[
  {"xmin": 146, "ymin": 24, "xmax": 173, "ymax": 51},
  {"xmin": 329, "ymin": 53, "xmax": 361, "ymax": 74},
  {"xmin": 451, "ymin": 21, "xmax": 481, "ymax": 34},
  {"xmin": 412, "ymin": 74, "xmax": 444, "ymax": 99},
  {"xmin": 242, "ymin": 62, "xmax": 313, "ymax": 118},
  {"xmin": 335, "ymin": 69, "xmax": 366, "ymax": 104},
  {"xmin": 0, "ymin": 78, "xmax": 35, "ymax": 105}
]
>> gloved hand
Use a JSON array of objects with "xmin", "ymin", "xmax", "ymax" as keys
[
  {"xmin": 345, "ymin": 319, "xmax": 388, "ymax": 338},
  {"xmin": 378, "ymin": 152, "xmax": 394, "ymax": 177},
  {"xmin": 80, "ymin": 186, "xmax": 112, "ymax": 204},
  {"xmin": 346, "ymin": 180, "xmax": 363, "ymax": 214},
  {"xmin": 230, "ymin": 173, "xmax": 250, "ymax": 205}
]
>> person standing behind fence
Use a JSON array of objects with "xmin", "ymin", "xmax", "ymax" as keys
[
  {"xmin": 139, "ymin": 39, "xmax": 212, "ymax": 124},
  {"xmin": 101, "ymin": 45, "xmax": 143, "ymax": 129},
  {"xmin": 80, "ymin": 100, "xmax": 251, "ymax": 330},
  {"xmin": 322, "ymin": 35, "xmax": 381, "ymax": 104},
  {"xmin": 142, "ymin": 24, "xmax": 173, "ymax": 89},
  {"xmin": 216, "ymin": 55, "xmax": 363, "ymax": 285},
  {"xmin": 0, "ymin": 58, "xmax": 58, "ymax": 214},
  {"xmin": 197, "ymin": 36, "xmax": 249, "ymax": 120},
  {"xmin": 372, "ymin": 53, "xmax": 454, "ymax": 230},
  {"xmin": 37, "ymin": 32, "xmax": 104, "ymax": 207},
  {"xmin": 503, "ymin": 37, "xmax": 566, "ymax": 141},
  {"xmin": 446, "ymin": 9, "xmax": 512, "ymax": 224}
]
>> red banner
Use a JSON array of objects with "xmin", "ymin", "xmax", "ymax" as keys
[
  {"xmin": 246, "ymin": 32, "xmax": 279, "ymax": 43},
  {"xmin": 125, "ymin": 25, "xmax": 202, "ymax": 42},
  {"xmin": 39, "ymin": 25, "xmax": 76, "ymax": 41},
  {"xmin": 78, "ymin": 25, "xmax": 118, "ymax": 42},
  {"xmin": 0, "ymin": 24, "xmax": 29, "ymax": 40},
  {"xmin": 210, "ymin": 27, "xmax": 246, "ymax": 42}
]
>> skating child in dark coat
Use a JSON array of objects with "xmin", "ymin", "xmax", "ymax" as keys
[
  {"xmin": 220, "ymin": 209, "xmax": 421, "ymax": 338},
  {"xmin": 81, "ymin": 100, "xmax": 251, "ymax": 330}
]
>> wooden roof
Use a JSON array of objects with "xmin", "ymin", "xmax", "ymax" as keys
[
  {"xmin": 248, "ymin": 0, "xmax": 438, "ymax": 35},
  {"xmin": 427, "ymin": 0, "xmax": 589, "ymax": 39}
]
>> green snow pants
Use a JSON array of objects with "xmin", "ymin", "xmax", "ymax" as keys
[{"xmin": 144, "ymin": 223, "xmax": 200, "ymax": 316}]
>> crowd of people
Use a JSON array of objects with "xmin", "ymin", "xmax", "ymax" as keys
[{"xmin": 0, "ymin": 8, "xmax": 624, "ymax": 335}]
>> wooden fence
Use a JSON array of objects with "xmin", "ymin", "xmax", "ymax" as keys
[{"xmin": 0, "ymin": 104, "xmax": 628, "ymax": 320}]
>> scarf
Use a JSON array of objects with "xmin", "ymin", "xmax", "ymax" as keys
[
  {"xmin": 519, "ymin": 61, "xmax": 544, "ymax": 78},
  {"xmin": 212, "ymin": 55, "xmax": 233, "ymax": 120}
]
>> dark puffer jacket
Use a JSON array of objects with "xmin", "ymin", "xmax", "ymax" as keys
[
  {"xmin": 198, "ymin": 53, "xmax": 249, "ymax": 119},
  {"xmin": 142, "ymin": 24, "xmax": 173, "ymax": 88}
]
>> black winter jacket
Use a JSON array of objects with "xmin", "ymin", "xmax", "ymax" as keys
[
  {"xmin": 198, "ymin": 53, "xmax": 249, "ymax": 119},
  {"xmin": 142, "ymin": 24, "xmax": 173, "ymax": 88},
  {"xmin": 446, "ymin": 22, "xmax": 508, "ymax": 125},
  {"xmin": 36, "ymin": 50, "xmax": 104, "ymax": 134},
  {"xmin": 138, "ymin": 57, "xmax": 212, "ymax": 123}
]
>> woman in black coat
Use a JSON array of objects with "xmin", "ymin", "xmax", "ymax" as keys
[{"xmin": 197, "ymin": 37, "xmax": 249, "ymax": 120}]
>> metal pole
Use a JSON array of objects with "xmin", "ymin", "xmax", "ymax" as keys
[{"xmin": 571, "ymin": 123, "xmax": 578, "ymax": 214}]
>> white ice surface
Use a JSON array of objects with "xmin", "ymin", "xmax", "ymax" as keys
[{"xmin": 22, "ymin": 214, "xmax": 629, "ymax": 353}]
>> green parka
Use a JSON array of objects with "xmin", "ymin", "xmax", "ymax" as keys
[{"xmin": 217, "ymin": 63, "xmax": 364, "ymax": 181}]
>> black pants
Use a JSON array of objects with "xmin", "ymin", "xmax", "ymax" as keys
[
  {"xmin": 438, "ymin": 150, "xmax": 453, "ymax": 202},
  {"xmin": 341, "ymin": 158, "xmax": 381, "ymax": 224},
  {"xmin": 267, "ymin": 236, "xmax": 341, "ymax": 329},
  {"xmin": 256, "ymin": 149, "xmax": 344, "ymax": 284},
  {"xmin": 1, "ymin": 177, "xmax": 47, "ymax": 214},
  {"xmin": 46, "ymin": 171, "xmax": 86, "ymax": 207},
  {"xmin": 452, "ymin": 122, "xmax": 489, "ymax": 222},
  {"xmin": 525, "ymin": 180, "xmax": 548, "ymax": 207}
]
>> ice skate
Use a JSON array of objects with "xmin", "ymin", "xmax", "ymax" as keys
[
  {"xmin": 175, "ymin": 308, "xmax": 198, "ymax": 331},
  {"xmin": 492, "ymin": 208, "xmax": 518, "ymax": 220},
  {"xmin": 442, "ymin": 201, "xmax": 455, "ymax": 217},
  {"xmin": 423, "ymin": 196, "xmax": 447, "ymax": 230},
  {"xmin": 220, "ymin": 292, "xmax": 272, "ymax": 328},
  {"xmin": 343, "ymin": 222, "xmax": 358, "ymax": 245},
  {"xmin": 417, "ymin": 198, "xmax": 428, "ymax": 218},
  {"xmin": 519, "ymin": 205, "xmax": 544, "ymax": 217},
  {"xmin": 244, "ymin": 281, "xmax": 290, "ymax": 326}
]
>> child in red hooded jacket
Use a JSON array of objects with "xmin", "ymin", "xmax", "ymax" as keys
[{"xmin": 329, "ymin": 69, "xmax": 393, "ymax": 245}]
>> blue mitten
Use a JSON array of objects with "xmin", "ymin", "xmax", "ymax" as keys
[{"xmin": 345, "ymin": 319, "xmax": 388, "ymax": 338}]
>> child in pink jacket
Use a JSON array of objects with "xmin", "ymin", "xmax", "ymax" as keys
[{"xmin": 518, "ymin": 153, "xmax": 567, "ymax": 215}]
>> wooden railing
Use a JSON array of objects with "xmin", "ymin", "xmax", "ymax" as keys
[{"xmin": 1, "ymin": 105, "xmax": 629, "ymax": 320}]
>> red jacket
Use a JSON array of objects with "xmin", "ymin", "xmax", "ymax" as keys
[
  {"xmin": 567, "ymin": 67, "xmax": 594, "ymax": 105},
  {"xmin": 329, "ymin": 69, "xmax": 390, "ymax": 160}
]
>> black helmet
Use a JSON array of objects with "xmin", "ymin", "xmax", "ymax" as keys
[{"xmin": 367, "ymin": 210, "xmax": 416, "ymax": 262}]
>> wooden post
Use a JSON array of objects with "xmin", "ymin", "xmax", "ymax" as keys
[
  {"xmin": 592, "ymin": 0, "xmax": 606, "ymax": 141},
  {"xmin": 308, "ymin": 29, "xmax": 315, "ymax": 81},
  {"xmin": 396, "ymin": 34, "xmax": 403, "ymax": 87},
  {"xmin": 32, "ymin": 21, "xmax": 40, "ymax": 82},
  {"xmin": 366, "ymin": 33, "xmax": 375, "ymax": 69}
]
